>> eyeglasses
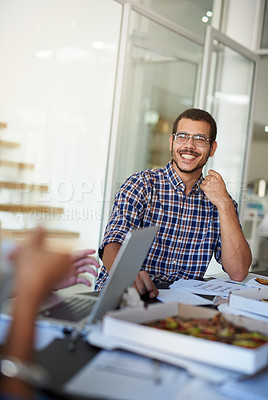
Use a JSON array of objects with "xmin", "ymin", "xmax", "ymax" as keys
[{"xmin": 173, "ymin": 132, "xmax": 211, "ymax": 148}]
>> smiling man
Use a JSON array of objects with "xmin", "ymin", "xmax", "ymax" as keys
[{"xmin": 95, "ymin": 108, "xmax": 252, "ymax": 298}]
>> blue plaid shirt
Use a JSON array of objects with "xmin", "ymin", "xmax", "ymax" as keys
[{"xmin": 95, "ymin": 161, "xmax": 238, "ymax": 290}]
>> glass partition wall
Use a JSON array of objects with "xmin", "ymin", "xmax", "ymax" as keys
[
  {"xmin": 199, "ymin": 29, "xmax": 257, "ymax": 204},
  {"xmin": 245, "ymin": 0, "xmax": 268, "ymax": 269},
  {"xmin": 132, "ymin": 0, "xmax": 215, "ymax": 38},
  {"xmin": 198, "ymin": 27, "xmax": 259, "ymax": 272},
  {"xmin": 106, "ymin": 10, "xmax": 203, "ymax": 203}
]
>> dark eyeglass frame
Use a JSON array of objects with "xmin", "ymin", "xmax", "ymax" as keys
[{"xmin": 173, "ymin": 132, "xmax": 211, "ymax": 147}]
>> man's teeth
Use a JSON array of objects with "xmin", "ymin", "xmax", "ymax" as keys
[{"xmin": 182, "ymin": 154, "xmax": 196, "ymax": 159}]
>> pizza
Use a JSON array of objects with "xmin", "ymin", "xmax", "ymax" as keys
[
  {"xmin": 255, "ymin": 277, "xmax": 268, "ymax": 285},
  {"xmin": 143, "ymin": 313, "xmax": 268, "ymax": 349}
]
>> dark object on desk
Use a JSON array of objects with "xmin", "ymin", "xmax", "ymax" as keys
[
  {"xmin": 154, "ymin": 277, "xmax": 207, "ymax": 290},
  {"xmin": 41, "ymin": 386, "xmax": 106, "ymax": 400},
  {"xmin": 36, "ymin": 337, "xmax": 99, "ymax": 388},
  {"xmin": 155, "ymin": 282, "xmax": 171, "ymax": 289},
  {"xmin": 36, "ymin": 339, "xmax": 111, "ymax": 400},
  {"xmin": 141, "ymin": 292, "xmax": 162, "ymax": 304}
]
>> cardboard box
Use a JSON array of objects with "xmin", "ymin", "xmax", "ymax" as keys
[
  {"xmin": 229, "ymin": 287, "xmax": 268, "ymax": 318},
  {"xmin": 103, "ymin": 302, "xmax": 268, "ymax": 374}
]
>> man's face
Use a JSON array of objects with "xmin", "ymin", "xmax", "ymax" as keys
[{"xmin": 169, "ymin": 118, "xmax": 217, "ymax": 175}]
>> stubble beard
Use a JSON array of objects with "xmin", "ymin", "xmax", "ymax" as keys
[{"xmin": 171, "ymin": 143, "xmax": 210, "ymax": 174}]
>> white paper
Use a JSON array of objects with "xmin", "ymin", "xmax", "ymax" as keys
[
  {"xmin": 157, "ymin": 288, "xmax": 213, "ymax": 305},
  {"xmin": 175, "ymin": 377, "xmax": 228, "ymax": 400},
  {"xmin": 220, "ymin": 368, "xmax": 268, "ymax": 400},
  {"xmin": 246, "ymin": 277, "xmax": 268, "ymax": 287},
  {"xmin": 218, "ymin": 303, "xmax": 268, "ymax": 322},
  {"xmin": 65, "ymin": 349, "xmax": 189, "ymax": 400},
  {"xmin": 171, "ymin": 278, "xmax": 256, "ymax": 298}
]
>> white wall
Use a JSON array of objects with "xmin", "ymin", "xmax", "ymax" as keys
[{"xmin": 248, "ymin": 140, "xmax": 268, "ymax": 182}]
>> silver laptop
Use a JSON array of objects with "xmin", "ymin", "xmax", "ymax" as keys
[{"xmin": 38, "ymin": 225, "xmax": 158, "ymax": 329}]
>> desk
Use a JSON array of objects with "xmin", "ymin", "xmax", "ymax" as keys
[
  {"xmin": 2, "ymin": 279, "xmax": 268, "ymax": 400},
  {"xmin": 32, "ymin": 284, "xmax": 268, "ymax": 400},
  {"xmin": 34, "ymin": 320, "xmax": 268, "ymax": 400}
]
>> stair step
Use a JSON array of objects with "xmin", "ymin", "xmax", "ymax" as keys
[
  {"xmin": 0, "ymin": 181, "xmax": 49, "ymax": 191},
  {"xmin": 1, "ymin": 228, "xmax": 79, "ymax": 239},
  {"xmin": 0, "ymin": 159, "xmax": 34, "ymax": 169},
  {"xmin": 0, "ymin": 204, "xmax": 64, "ymax": 214},
  {"xmin": 0, "ymin": 140, "xmax": 20, "ymax": 148}
]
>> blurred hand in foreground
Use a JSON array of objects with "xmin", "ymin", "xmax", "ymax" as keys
[{"xmin": 54, "ymin": 248, "xmax": 100, "ymax": 289}]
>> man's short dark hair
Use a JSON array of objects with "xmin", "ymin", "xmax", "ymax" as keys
[{"xmin": 172, "ymin": 108, "xmax": 217, "ymax": 142}]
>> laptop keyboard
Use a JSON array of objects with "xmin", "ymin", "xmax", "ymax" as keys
[{"xmin": 41, "ymin": 296, "xmax": 96, "ymax": 322}]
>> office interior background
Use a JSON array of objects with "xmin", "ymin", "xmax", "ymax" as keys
[{"xmin": 0, "ymin": 0, "xmax": 268, "ymax": 280}]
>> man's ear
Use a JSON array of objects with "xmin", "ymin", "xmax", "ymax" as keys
[
  {"xmin": 209, "ymin": 141, "xmax": 217, "ymax": 157},
  {"xmin": 169, "ymin": 135, "xmax": 173, "ymax": 152}
]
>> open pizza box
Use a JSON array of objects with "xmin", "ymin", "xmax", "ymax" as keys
[
  {"xmin": 102, "ymin": 302, "xmax": 268, "ymax": 374},
  {"xmin": 229, "ymin": 286, "xmax": 268, "ymax": 318}
]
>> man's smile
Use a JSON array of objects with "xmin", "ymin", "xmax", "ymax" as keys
[{"xmin": 179, "ymin": 150, "xmax": 199, "ymax": 160}]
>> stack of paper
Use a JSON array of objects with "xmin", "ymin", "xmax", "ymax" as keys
[{"xmin": 170, "ymin": 278, "xmax": 256, "ymax": 298}]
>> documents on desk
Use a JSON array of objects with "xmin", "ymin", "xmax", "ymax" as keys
[
  {"xmin": 157, "ymin": 288, "xmax": 213, "ymax": 305},
  {"xmin": 170, "ymin": 278, "xmax": 256, "ymax": 298},
  {"xmin": 65, "ymin": 345, "xmax": 268, "ymax": 400},
  {"xmin": 66, "ymin": 347, "xmax": 264, "ymax": 400},
  {"xmin": 65, "ymin": 349, "xmax": 190, "ymax": 400}
]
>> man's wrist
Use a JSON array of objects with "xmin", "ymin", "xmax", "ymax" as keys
[{"xmin": 216, "ymin": 197, "xmax": 234, "ymax": 213}]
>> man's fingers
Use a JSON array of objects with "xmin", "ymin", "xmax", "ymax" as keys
[
  {"xmin": 207, "ymin": 169, "xmax": 219, "ymax": 176},
  {"xmin": 133, "ymin": 273, "xmax": 146, "ymax": 295},
  {"xmin": 134, "ymin": 271, "xmax": 159, "ymax": 299}
]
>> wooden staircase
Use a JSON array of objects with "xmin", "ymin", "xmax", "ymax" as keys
[
  {"xmin": 1, "ymin": 228, "xmax": 79, "ymax": 239},
  {"xmin": 0, "ymin": 204, "xmax": 64, "ymax": 214},
  {"xmin": 0, "ymin": 121, "xmax": 79, "ymax": 240},
  {"xmin": 0, "ymin": 160, "xmax": 34, "ymax": 169},
  {"xmin": 0, "ymin": 181, "xmax": 49, "ymax": 191}
]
